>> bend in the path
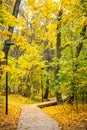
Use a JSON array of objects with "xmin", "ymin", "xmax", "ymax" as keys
[{"xmin": 17, "ymin": 105, "xmax": 60, "ymax": 130}]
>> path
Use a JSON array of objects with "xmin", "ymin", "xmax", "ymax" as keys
[{"xmin": 17, "ymin": 103, "xmax": 60, "ymax": 130}]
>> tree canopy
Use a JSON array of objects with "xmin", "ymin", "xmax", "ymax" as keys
[{"xmin": 0, "ymin": 0, "xmax": 87, "ymax": 104}]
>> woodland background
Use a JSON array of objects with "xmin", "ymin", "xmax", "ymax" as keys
[
  {"xmin": 0, "ymin": 0, "xmax": 87, "ymax": 105},
  {"xmin": 0, "ymin": 0, "xmax": 87, "ymax": 130}
]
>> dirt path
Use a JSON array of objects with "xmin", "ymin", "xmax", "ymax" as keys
[{"xmin": 17, "ymin": 104, "xmax": 60, "ymax": 130}]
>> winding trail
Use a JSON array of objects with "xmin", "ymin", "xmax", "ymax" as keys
[{"xmin": 17, "ymin": 102, "xmax": 60, "ymax": 130}]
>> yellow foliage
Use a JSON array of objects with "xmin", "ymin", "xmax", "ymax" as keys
[
  {"xmin": 0, "ymin": 2, "xmax": 22, "ymax": 27},
  {"xmin": 43, "ymin": 104, "xmax": 87, "ymax": 130},
  {"xmin": 3, "ymin": 66, "xmax": 11, "ymax": 72},
  {"xmin": 0, "ymin": 51, "xmax": 4, "ymax": 62},
  {"xmin": 0, "ymin": 31, "xmax": 11, "ymax": 39},
  {"xmin": 74, "ymin": 17, "xmax": 87, "ymax": 33},
  {"xmin": 13, "ymin": 35, "xmax": 27, "ymax": 46},
  {"xmin": 28, "ymin": 0, "xmax": 35, "ymax": 6},
  {"xmin": 0, "ymin": 7, "xmax": 18, "ymax": 26},
  {"xmin": 0, "ymin": 105, "xmax": 20, "ymax": 130}
]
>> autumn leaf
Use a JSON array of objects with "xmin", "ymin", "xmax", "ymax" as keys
[{"xmin": 28, "ymin": 0, "xmax": 35, "ymax": 6}]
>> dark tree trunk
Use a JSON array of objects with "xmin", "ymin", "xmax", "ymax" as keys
[
  {"xmin": 23, "ymin": 85, "xmax": 31, "ymax": 97},
  {"xmin": 22, "ymin": 75, "xmax": 32, "ymax": 97},
  {"xmin": 54, "ymin": 11, "xmax": 62, "ymax": 80},
  {"xmin": 8, "ymin": 0, "xmax": 22, "ymax": 33},
  {"xmin": 43, "ymin": 79, "xmax": 49, "ymax": 100},
  {"xmin": 54, "ymin": 11, "xmax": 62, "ymax": 104},
  {"xmin": 75, "ymin": 25, "xmax": 87, "ymax": 57},
  {"xmin": 55, "ymin": 92, "xmax": 62, "ymax": 105},
  {"xmin": 68, "ymin": 25, "xmax": 87, "ymax": 105},
  {"xmin": 43, "ymin": 24, "xmax": 54, "ymax": 100}
]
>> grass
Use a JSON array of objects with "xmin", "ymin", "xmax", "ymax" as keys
[{"xmin": 8, "ymin": 94, "xmax": 41, "ymax": 106}]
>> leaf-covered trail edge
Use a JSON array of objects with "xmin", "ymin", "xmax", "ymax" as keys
[{"xmin": 43, "ymin": 104, "xmax": 87, "ymax": 130}]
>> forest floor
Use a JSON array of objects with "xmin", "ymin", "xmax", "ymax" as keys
[
  {"xmin": 43, "ymin": 104, "xmax": 87, "ymax": 130},
  {"xmin": 0, "ymin": 94, "xmax": 87, "ymax": 130},
  {"xmin": 0, "ymin": 94, "xmax": 41, "ymax": 130}
]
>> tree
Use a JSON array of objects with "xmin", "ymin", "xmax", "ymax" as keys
[{"xmin": 0, "ymin": 2, "xmax": 18, "ymax": 78}]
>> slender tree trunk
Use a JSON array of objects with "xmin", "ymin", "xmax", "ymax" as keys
[
  {"xmin": 8, "ymin": 0, "xmax": 22, "ymax": 33},
  {"xmin": 43, "ymin": 22, "xmax": 53, "ymax": 100},
  {"xmin": 54, "ymin": 11, "xmax": 62, "ymax": 80},
  {"xmin": 54, "ymin": 11, "xmax": 62, "ymax": 104},
  {"xmin": 43, "ymin": 79, "xmax": 49, "ymax": 100},
  {"xmin": 68, "ymin": 25, "xmax": 87, "ymax": 108},
  {"xmin": 75, "ymin": 25, "xmax": 87, "ymax": 57},
  {"xmin": 74, "ymin": 25, "xmax": 86, "ymax": 110}
]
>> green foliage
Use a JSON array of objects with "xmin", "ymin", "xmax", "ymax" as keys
[{"xmin": 0, "ymin": 0, "xmax": 87, "ymax": 103}]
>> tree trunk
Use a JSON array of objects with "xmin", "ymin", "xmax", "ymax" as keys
[
  {"xmin": 68, "ymin": 25, "xmax": 87, "ymax": 105},
  {"xmin": 75, "ymin": 25, "xmax": 87, "ymax": 57},
  {"xmin": 8, "ymin": 0, "xmax": 22, "ymax": 33},
  {"xmin": 55, "ymin": 91, "xmax": 62, "ymax": 105},
  {"xmin": 54, "ymin": 11, "xmax": 62, "ymax": 80},
  {"xmin": 55, "ymin": 11, "xmax": 62, "ymax": 104},
  {"xmin": 43, "ymin": 79, "xmax": 49, "ymax": 100}
]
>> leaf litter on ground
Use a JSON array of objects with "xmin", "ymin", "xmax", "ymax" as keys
[{"xmin": 42, "ymin": 104, "xmax": 87, "ymax": 130}]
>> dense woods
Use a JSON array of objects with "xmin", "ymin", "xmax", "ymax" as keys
[
  {"xmin": 0, "ymin": 0, "xmax": 87, "ymax": 130},
  {"xmin": 0, "ymin": 0, "xmax": 87, "ymax": 107}
]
